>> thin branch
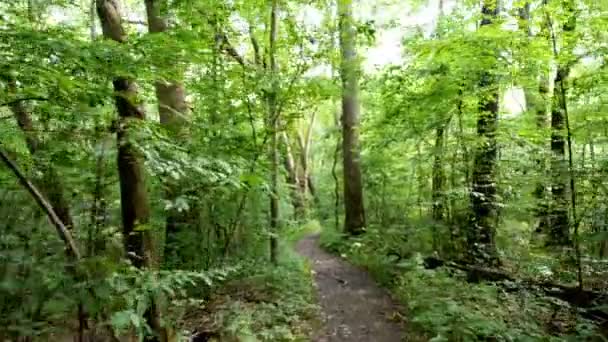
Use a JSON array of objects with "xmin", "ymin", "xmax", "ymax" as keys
[
  {"xmin": 249, "ymin": 23, "xmax": 262, "ymax": 67},
  {"xmin": 219, "ymin": 33, "xmax": 246, "ymax": 66},
  {"xmin": 202, "ymin": 10, "xmax": 247, "ymax": 67},
  {"xmin": 0, "ymin": 145, "xmax": 81, "ymax": 259},
  {"xmin": 125, "ymin": 19, "xmax": 147, "ymax": 26},
  {"xmin": 1, "ymin": 97, "xmax": 48, "ymax": 107}
]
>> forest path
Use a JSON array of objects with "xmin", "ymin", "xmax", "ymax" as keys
[{"xmin": 295, "ymin": 234, "xmax": 406, "ymax": 342}]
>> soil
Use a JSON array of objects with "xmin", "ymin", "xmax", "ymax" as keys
[{"xmin": 295, "ymin": 234, "xmax": 407, "ymax": 342}]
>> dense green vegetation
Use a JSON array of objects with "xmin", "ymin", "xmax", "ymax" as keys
[{"xmin": 1, "ymin": 0, "xmax": 608, "ymax": 341}]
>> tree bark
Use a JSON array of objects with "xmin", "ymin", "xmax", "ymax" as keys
[
  {"xmin": 468, "ymin": 0, "xmax": 500, "ymax": 266},
  {"xmin": 96, "ymin": 1, "xmax": 164, "ymax": 340},
  {"xmin": 338, "ymin": 0, "xmax": 366, "ymax": 235},
  {"xmin": 268, "ymin": 0, "xmax": 280, "ymax": 263}
]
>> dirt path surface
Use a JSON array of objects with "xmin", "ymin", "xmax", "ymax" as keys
[{"xmin": 295, "ymin": 234, "xmax": 405, "ymax": 342}]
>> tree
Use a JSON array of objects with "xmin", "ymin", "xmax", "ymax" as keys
[
  {"xmin": 281, "ymin": 131, "xmax": 306, "ymax": 218},
  {"xmin": 467, "ymin": 0, "xmax": 500, "ymax": 265},
  {"xmin": 338, "ymin": 0, "xmax": 366, "ymax": 235},
  {"xmin": 547, "ymin": 0, "xmax": 577, "ymax": 246},
  {"xmin": 96, "ymin": 0, "xmax": 165, "ymax": 339},
  {"xmin": 431, "ymin": 0, "xmax": 447, "ymax": 227},
  {"xmin": 144, "ymin": 0, "xmax": 192, "ymax": 263},
  {"xmin": 518, "ymin": 1, "xmax": 551, "ymax": 234},
  {"xmin": 268, "ymin": 0, "xmax": 280, "ymax": 263}
]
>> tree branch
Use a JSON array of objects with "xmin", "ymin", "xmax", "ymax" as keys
[
  {"xmin": 221, "ymin": 33, "xmax": 246, "ymax": 66},
  {"xmin": 1, "ymin": 97, "xmax": 48, "ymax": 107},
  {"xmin": 0, "ymin": 145, "xmax": 81, "ymax": 259},
  {"xmin": 249, "ymin": 23, "xmax": 263, "ymax": 68}
]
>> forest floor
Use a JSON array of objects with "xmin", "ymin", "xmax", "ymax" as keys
[{"xmin": 295, "ymin": 234, "xmax": 407, "ymax": 342}]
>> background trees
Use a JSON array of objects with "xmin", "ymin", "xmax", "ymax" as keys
[{"xmin": 2, "ymin": 0, "xmax": 608, "ymax": 340}]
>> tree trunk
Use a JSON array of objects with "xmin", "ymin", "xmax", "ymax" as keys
[
  {"xmin": 533, "ymin": 79, "xmax": 551, "ymax": 233},
  {"xmin": 431, "ymin": 0, "xmax": 447, "ymax": 225},
  {"xmin": 519, "ymin": 2, "xmax": 550, "ymax": 234},
  {"xmin": 144, "ymin": 0, "xmax": 191, "ymax": 265},
  {"xmin": 548, "ymin": 70, "xmax": 570, "ymax": 245},
  {"xmin": 547, "ymin": 0, "xmax": 576, "ymax": 247},
  {"xmin": 96, "ymin": 1, "xmax": 164, "ymax": 340},
  {"xmin": 468, "ymin": 0, "xmax": 500, "ymax": 266},
  {"xmin": 332, "ymin": 112, "xmax": 341, "ymax": 231},
  {"xmin": 338, "ymin": 0, "xmax": 366, "ymax": 235},
  {"xmin": 281, "ymin": 132, "xmax": 306, "ymax": 218},
  {"xmin": 268, "ymin": 0, "xmax": 280, "ymax": 263},
  {"xmin": 432, "ymin": 126, "xmax": 446, "ymax": 223},
  {"xmin": 297, "ymin": 110, "xmax": 318, "ymax": 205}
]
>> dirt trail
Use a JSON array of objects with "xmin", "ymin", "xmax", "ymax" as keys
[{"xmin": 295, "ymin": 234, "xmax": 406, "ymax": 342}]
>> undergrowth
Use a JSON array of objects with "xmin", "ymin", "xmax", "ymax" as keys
[
  {"xmin": 182, "ymin": 224, "xmax": 320, "ymax": 341},
  {"xmin": 320, "ymin": 223, "xmax": 601, "ymax": 341}
]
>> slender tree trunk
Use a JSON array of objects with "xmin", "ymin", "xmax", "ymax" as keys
[
  {"xmin": 432, "ymin": 126, "xmax": 446, "ymax": 223},
  {"xmin": 268, "ymin": 0, "xmax": 280, "ymax": 263},
  {"xmin": 547, "ymin": 0, "xmax": 576, "ymax": 247},
  {"xmin": 456, "ymin": 95, "xmax": 470, "ymax": 187},
  {"xmin": 468, "ymin": 0, "xmax": 500, "ymax": 266},
  {"xmin": 295, "ymin": 132, "xmax": 309, "ymax": 205},
  {"xmin": 281, "ymin": 132, "xmax": 305, "ymax": 218},
  {"xmin": 297, "ymin": 110, "xmax": 318, "ymax": 205},
  {"xmin": 431, "ymin": 0, "xmax": 447, "ymax": 225},
  {"xmin": 96, "ymin": 1, "xmax": 164, "ymax": 340},
  {"xmin": 332, "ymin": 116, "xmax": 341, "ymax": 232},
  {"xmin": 338, "ymin": 0, "xmax": 366, "ymax": 235}
]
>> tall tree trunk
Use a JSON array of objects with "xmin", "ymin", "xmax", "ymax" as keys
[
  {"xmin": 547, "ymin": 0, "xmax": 576, "ymax": 246},
  {"xmin": 144, "ymin": 0, "xmax": 191, "ymax": 265},
  {"xmin": 268, "ymin": 0, "xmax": 280, "ymax": 263},
  {"xmin": 338, "ymin": 0, "xmax": 366, "ymax": 235},
  {"xmin": 468, "ymin": 0, "xmax": 500, "ymax": 266},
  {"xmin": 96, "ymin": 1, "xmax": 164, "ymax": 340},
  {"xmin": 431, "ymin": 0, "xmax": 447, "ymax": 225},
  {"xmin": 519, "ymin": 2, "xmax": 550, "ymax": 234}
]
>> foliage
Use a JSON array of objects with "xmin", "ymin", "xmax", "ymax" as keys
[
  {"xmin": 2, "ymin": 0, "xmax": 608, "ymax": 340},
  {"xmin": 321, "ymin": 225, "xmax": 603, "ymax": 341},
  {"xmin": 182, "ymin": 245, "xmax": 319, "ymax": 341}
]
